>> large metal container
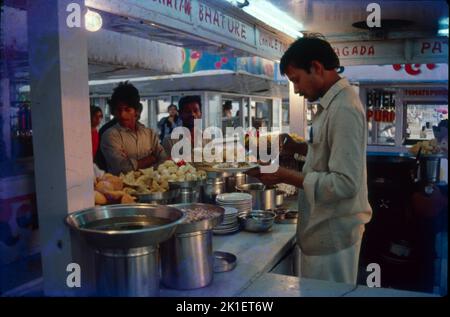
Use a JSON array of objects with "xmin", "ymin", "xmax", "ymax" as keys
[
  {"xmin": 65, "ymin": 204, "xmax": 185, "ymax": 297},
  {"xmin": 161, "ymin": 203, "xmax": 224, "ymax": 290},
  {"xmin": 180, "ymin": 186, "xmax": 201, "ymax": 203},
  {"xmin": 236, "ymin": 183, "xmax": 276, "ymax": 210},
  {"xmin": 161, "ymin": 230, "xmax": 213, "ymax": 289},
  {"xmin": 225, "ymin": 172, "xmax": 248, "ymax": 192},
  {"xmin": 201, "ymin": 177, "xmax": 225, "ymax": 204},
  {"xmin": 419, "ymin": 155, "xmax": 442, "ymax": 183}
]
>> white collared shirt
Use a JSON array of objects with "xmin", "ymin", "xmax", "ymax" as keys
[{"xmin": 298, "ymin": 77, "xmax": 373, "ymax": 255}]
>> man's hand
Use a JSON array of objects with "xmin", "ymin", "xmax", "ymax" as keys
[
  {"xmin": 279, "ymin": 133, "xmax": 308, "ymax": 156},
  {"xmin": 245, "ymin": 166, "xmax": 304, "ymax": 188},
  {"xmin": 137, "ymin": 154, "xmax": 157, "ymax": 169}
]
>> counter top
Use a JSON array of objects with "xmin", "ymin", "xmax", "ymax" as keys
[
  {"xmin": 160, "ymin": 223, "xmax": 298, "ymax": 297},
  {"xmin": 239, "ymin": 273, "xmax": 437, "ymax": 297}
]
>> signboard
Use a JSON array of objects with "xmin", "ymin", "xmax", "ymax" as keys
[
  {"xmin": 412, "ymin": 39, "xmax": 449, "ymax": 61},
  {"xmin": 256, "ymin": 28, "xmax": 289, "ymax": 61},
  {"xmin": 86, "ymin": 0, "xmax": 292, "ymax": 61},
  {"xmin": 342, "ymin": 63, "xmax": 448, "ymax": 82},
  {"xmin": 333, "ymin": 38, "xmax": 448, "ymax": 66},
  {"xmin": 196, "ymin": 1, "xmax": 255, "ymax": 48},
  {"xmin": 404, "ymin": 88, "xmax": 448, "ymax": 97},
  {"xmin": 87, "ymin": 1, "xmax": 447, "ymax": 64}
]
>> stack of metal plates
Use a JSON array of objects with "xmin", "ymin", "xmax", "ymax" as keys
[
  {"xmin": 214, "ymin": 193, "xmax": 253, "ymax": 235},
  {"xmin": 213, "ymin": 207, "xmax": 239, "ymax": 235}
]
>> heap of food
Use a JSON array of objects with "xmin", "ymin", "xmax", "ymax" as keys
[
  {"xmin": 179, "ymin": 206, "xmax": 222, "ymax": 224},
  {"xmin": 409, "ymin": 139, "xmax": 442, "ymax": 156},
  {"xmin": 94, "ymin": 160, "xmax": 207, "ymax": 205},
  {"xmin": 94, "ymin": 173, "xmax": 136, "ymax": 205},
  {"xmin": 120, "ymin": 160, "xmax": 207, "ymax": 196}
]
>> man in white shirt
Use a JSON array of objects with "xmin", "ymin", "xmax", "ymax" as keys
[{"xmin": 247, "ymin": 36, "xmax": 372, "ymax": 284}]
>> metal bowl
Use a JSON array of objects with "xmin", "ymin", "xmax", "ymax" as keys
[
  {"xmin": 238, "ymin": 210, "xmax": 276, "ymax": 232},
  {"xmin": 135, "ymin": 183, "xmax": 181, "ymax": 204},
  {"xmin": 274, "ymin": 210, "xmax": 299, "ymax": 224},
  {"xmin": 213, "ymin": 251, "xmax": 237, "ymax": 273},
  {"xmin": 168, "ymin": 203, "xmax": 225, "ymax": 234},
  {"xmin": 65, "ymin": 204, "xmax": 186, "ymax": 249},
  {"xmin": 169, "ymin": 179, "xmax": 206, "ymax": 189}
]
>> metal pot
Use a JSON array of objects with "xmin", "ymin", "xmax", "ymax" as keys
[
  {"xmin": 202, "ymin": 177, "xmax": 225, "ymax": 204},
  {"xmin": 275, "ymin": 190, "xmax": 284, "ymax": 207},
  {"xmin": 225, "ymin": 172, "xmax": 248, "ymax": 192},
  {"xmin": 161, "ymin": 230, "xmax": 213, "ymax": 290},
  {"xmin": 418, "ymin": 155, "xmax": 442, "ymax": 183},
  {"xmin": 161, "ymin": 203, "xmax": 224, "ymax": 290},
  {"xmin": 179, "ymin": 186, "xmax": 201, "ymax": 204},
  {"xmin": 236, "ymin": 183, "xmax": 276, "ymax": 210},
  {"xmin": 65, "ymin": 204, "xmax": 185, "ymax": 296}
]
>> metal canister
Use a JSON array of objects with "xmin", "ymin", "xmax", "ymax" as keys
[
  {"xmin": 179, "ymin": 186, "xmax": 201, "ymax": 203},
  {"xmin": 236, "ymin": 183, "xmax": 276, "ymax": 210},
  {"xmin": 225, "ymin": 172, "xmax": 248, "ymax": 192},
  {"xmin": 419, "ymin": 156, "xmax": 441, "ymax": 183},
  {"xmin": 161, "ymin": 230, "xmax": 213, "ymax": 290},
  {"xmin": 202, "ymin": 177, "xmax": 225, "ymax": 203}
]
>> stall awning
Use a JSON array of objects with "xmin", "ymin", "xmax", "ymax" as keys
[
  {"xmin": 88, "ymin": 70, "xmax": 288, "ymax": 97},
  {"xmin": 85, "ymin": 0, "xmax": 294, "ymax": 61}
]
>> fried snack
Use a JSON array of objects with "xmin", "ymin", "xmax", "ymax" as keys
[
  {"xmin": 121, "ymin": 171, "xmax": 138, "ymax": 187},
  {"xmin": 95, "ymin": 180, "xmax": 114, "ymax": 194},
  {"xmin": 104, "ymin": 190, "xmax": 125, "ymax": 201},
  {"xmin": 100, "ymin": 173, "xmax": 124, "ymax": 190},
  {"xmin": 409, "ymin": 139, "xmax": 442, "ymax": 156},
  {"xmin": 95, "ymin": 190, "xmax": 108, "ymax": 205},
  {"xmin": 123, "ymin": 187, "xmax": 137, "ymax": 196},
  {"xmin": 121, "ymin": 193, "xmax": 136, "ymax": 204}
]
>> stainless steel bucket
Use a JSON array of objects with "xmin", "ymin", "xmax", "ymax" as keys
[
  {"xmin": 236, "ymin": 183, "xmax": 276, "ymax": 210},
  {"xmin": 419, "ymin": 156, "xmax": 441, "ymax": 183},
  {"xmin": 161, "ymin": 230, "xmax": 213, "ymax": 290},
  {"xmin": 180, "ymin": 186, "xmax": 201, "ymax": 203},
  {"xmin": 202, "ymin": 177, "xmax": 225, "ymax": 204},
  {"xmin": 225, "ymin": 172, "xmax": 247, "ymax": 192},
  {"xmin": 161, "ymin": 203, "xmax": 224, "ymax": 290}
]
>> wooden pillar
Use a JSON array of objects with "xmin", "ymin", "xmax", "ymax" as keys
[{"xmin": 27, "ymin": 0, "xmax": 94, "ymax": 296}]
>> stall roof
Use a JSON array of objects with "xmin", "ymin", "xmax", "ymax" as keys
[
  {"xmin": 265, "ymin": 0, "xmax": 448, "ymax": 65},
  {"xmin": 85, "ymin": 0, "xmax": 294, "ymax": 61},
  {"xmin": 88, "ymin": 70, "xmax": 288, "ymax": 97}
]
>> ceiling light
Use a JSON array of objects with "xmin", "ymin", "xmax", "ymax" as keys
[{"xmin": 85, "ymin": 9, "xmax": 103, "ymax": 32}]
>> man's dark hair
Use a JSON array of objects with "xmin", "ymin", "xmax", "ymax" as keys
[
  {"xmin": 90, "ymin": 105, "xmax": 102, "ymax": 119},
  {"xmin": 223, "ymin": 101, "xmax": 232, "ymax": 111},
  {"xmin": 280, "ymin": 36, "xmax": 340, "ymax": 75},
  {"xmin": 107, "ymin": 81, "xmax": 141, "ymax": 114},
  {"xmin": 168, "ymin": 104, "xmax": 178, "ymax": 112},
  {"xmin": 178, "ymin": 95, "xmax": 202, "ymax": 113}
]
